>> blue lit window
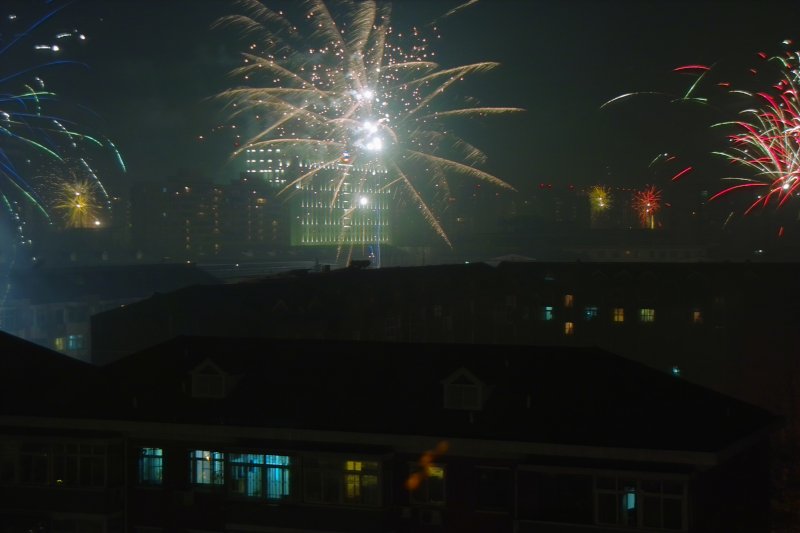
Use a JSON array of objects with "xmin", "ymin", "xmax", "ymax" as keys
[
  {"xmin": 139, "ymin": 447, "xmax": 163, "ymax": 485},
  {"xmin": 228, "ymin": 453, "xmax": 291, "ymax": 499},
  {"xmin": 541, "ymin": 306, "xmax": 554, "ymax": 321},
  {"xmin": 190, "ymin": 450, "xmax": 224, "ymax": 485},
  {"xmin": 584, "ymin": 306, "xmax": 598, "ymax": 320},
  {"xmin": 66, "ymin": 334, "xmax": 84, "ymax": 351}
]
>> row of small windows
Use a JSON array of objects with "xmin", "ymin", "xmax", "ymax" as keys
[
  {"xmin": 139, "ymin": 448, "xmax": 415, "ymax": 507},
  {"xmin": 541, "ymin": 305, "xmax": 703, "ymax": 325},
  {"xmin": 139, "ymin": 449, "xmax": 684, "ymax": 529}
]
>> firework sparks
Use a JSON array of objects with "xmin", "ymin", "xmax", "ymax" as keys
[
  {"xmin": 709, "ymin": 49, "xmax": 800, "ymax": 215},
  {"xmin": 632, "ymin": 185, "xmax": 661, "ymax": 229},
  {"xmin": 54, "ymin": 178, "xmax": 102, "ymax": 229},
  {"xmin": 216, "ymin": 0, "xmax": 523, "ymax": 247},
  {"xmin": 588, "ymin": 185, "xmax": 612, "ymax": 228},
  {"xmin": 605, "ymin": 43, "xmax": 800, "ymax": 228},
  {"xmin": 0, "ymin": 3, "xmax": 123, "ymax": 243}
]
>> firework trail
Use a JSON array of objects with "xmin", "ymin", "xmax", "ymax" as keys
[
  {"xmin": 215, "ymin": 0, "xmax": 523, "ymax": 247},
  {"xmin": 604, "ymin": 41, "xmax": 800, "ymax": 231}
]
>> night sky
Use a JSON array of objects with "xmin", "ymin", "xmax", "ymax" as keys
[{"xmin": 6, "ymin": 0, "xmax": 800, "ymax": 203}]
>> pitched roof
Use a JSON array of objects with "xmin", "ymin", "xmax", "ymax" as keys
[{"xmin": 103, "ymin": 336, "xmax": 775, "ymax": 454}]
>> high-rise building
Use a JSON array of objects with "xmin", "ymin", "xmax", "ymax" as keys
[{"xmin": 241, "ymin": 148, "xmax": 392, "ymax": 249}]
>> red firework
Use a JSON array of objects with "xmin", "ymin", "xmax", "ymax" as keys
[{"xmin": 633, "ymin": 186, "xmax": 662, "ymax": 229}]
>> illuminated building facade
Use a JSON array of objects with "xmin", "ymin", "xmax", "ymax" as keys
[{"xmin": 241, "ymin": 148, "xmax": 392, "ymax": 248}]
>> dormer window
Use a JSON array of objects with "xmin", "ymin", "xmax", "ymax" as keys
[
  {"xmin": 191, "ymin": 359, "xmax": 227, "ymax": 399},
  {"xmin": 442, "ymin": 368, "xmax": 484, "ymax": 411}
]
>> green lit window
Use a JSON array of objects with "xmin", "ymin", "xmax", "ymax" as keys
[
  {"xmin": 584, "ymin": 306, "xmax": 598, "ymax": 320},
  {"xmin": 639, "ymin": 308, "xmax": 655, "ymax": 323},
  {"xmin": 139, "ymin": 447, "xmax": 163, "ymax": 485},
  {"xmin": 542, "ymin": 306, "xmax": 554, "ymax": 321}
]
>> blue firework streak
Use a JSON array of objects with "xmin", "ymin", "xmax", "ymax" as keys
[{"xmin": 0, "ymin": 2, "xmax": 125, "ymax": 243}]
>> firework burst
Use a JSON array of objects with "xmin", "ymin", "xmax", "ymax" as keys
[
  {"xmin": 54, "ymin": 178, "xmax": 102, "ymax": 229},
  {"xmin": 0, "ymin": 3, "xmax": 123, "ymax": 244},
  {"xmin": 632, "ymin": 185, "xmax": 661, "ymax": 229},
  {"xmin": 708, "ymin": 49, "xmax": 800, "ymax": 215},
  {"xmin": 216, "ymin": 0, "xmax": 523, "ymax": 247},
  {"xmin": 604, "ymin": 42, "xmax": 800, "ymax": 230}
]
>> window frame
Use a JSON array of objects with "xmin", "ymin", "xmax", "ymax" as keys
[
  {"xmin": 409, "ymin": 462, "xmax": 446, "ymax": 506},
  {"xmin": 138, "ymin": 447, "xmax": 163, "ymax": 486}
]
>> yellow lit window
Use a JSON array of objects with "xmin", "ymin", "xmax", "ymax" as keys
[
  {"xmin": 564, "ymin": 294, "xmax": 574, "ymax": 308},
  {"xmin": 640, "ymin": 308, "xmax": 655, "ymax": 323},
  {"xmin": 613, "ymin": 308, "xmax": 624, "ymax": 323},
  {"xmin": 692, "ymin": 310, "xmax": 703, "ymax": 324},
  {"xmin": 344, "ymin": 460, "xmax": 379, "ymax": 505},
  {"xmin": 564, "ymin": 321, "xmax": 574, "ymax": 335},
  {"xmin": 54, "ymin": 337, "xmax": 66, "ymax": 351}
]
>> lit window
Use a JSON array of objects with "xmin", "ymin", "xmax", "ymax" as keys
[
  {"xmin": 542, "ymin": 306, "xmax": 554, "ymax": 321},
  {"xmin": 692, "ymin": 310, "xmax": 702, "ymax": 324},
  {"xmin": 639, "ymin": 308, "xmax": 655, "ymax": 323},
  {"xmin": 564, "ymin": 322, "xmax": 574, "ymax": 335},
  {"xmin": 671, "ymin": 365, "xmax": 681, "ymax": 377},
  {"xmin": 596, "ymin": 478, "xmax": 637, "ymax": 526},
  {"xmin": 584, "ymin": 306, "xmax": 598, "ymax": 320},
  {"xmin": 66, "ymin": 334, "xmax": 83, "ymax": 351},
  {"xmin": 189, "ymin": 450, "xmax": 224, "ymax": 485},
  {"xmin": 564, "ymin": 294, "xmax": 574, "ymax": 308},
  {"xmin": 410, "ymin": 464, "xmax": 445, "ymax": 505},
  {"xmin": 613, "ymin": 308, "xmax": 624, "ymax": 323},
  {"xmin": 139, "ymin": 447, "xmax": 163, "ymax": 485},
  {"xmin": 53, "ymin": 337, "xmax": 66, "ymax": 351},
  {"xmin": 303, "ymin": 457, "xmax": 380, "ymax": 506},
  {"xmin": 228, "ymin": 453, "xmax": 290, "ymax": 499},
  {"xmin": 345, "ymin": 460, "xmax": 380, "ymax": 505}
]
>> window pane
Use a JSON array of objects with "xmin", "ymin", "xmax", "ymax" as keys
[
  {"xmin": 139, "ymin": 448, "xmax": 163, "ymax": 485},
  {"xmin": 662, "ymin": 480, "xmax": 684, "ymax": 495},
  {"xmin": 643, "ymin": 495, "xmax": 661, "ymax": 528},
  {"xmin": 428, "ymin": 468, "xmax": 445, "ymax": 504},
  {"xmin": 597, "ymin": 493, "xmax": 617, "ymax": 524},
  {"xmin": 663, "ymin": 498, "xmax": 683, "ymax": 529},
  {"xmin": 476, "ymin": 468, "xmax": 511, "ymax": 510}
]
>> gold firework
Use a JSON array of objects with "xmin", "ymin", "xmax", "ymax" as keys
[
  {"xmin": 216, "ymin": 0, "xmax": 523, "ymax": 246},
  {"xmin": 55, "ymin": 179, "xmax": 102, "ymax": 229}
]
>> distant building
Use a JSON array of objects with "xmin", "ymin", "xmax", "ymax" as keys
[
  {"xmin": 0, "ymin": 332, "xmax": 777, "ymax": 532},
  {"xmin": 129, "ymin": 174, "xmax": 289, "ymax": 262},
  {"xmin": 0, "ymin": 263, "xmax": 218, "ymax": 361},
  {"xmin": 241, "ymin": 147, "xmax": 392, "ymax": 248}
]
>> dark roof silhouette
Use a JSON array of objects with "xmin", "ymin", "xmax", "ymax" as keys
[{"xmin": 103, "ymin": 335, "xmax": 775, "ymax": 455}]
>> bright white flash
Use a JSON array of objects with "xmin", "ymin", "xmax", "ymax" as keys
[
  {"xmin": 359, "ymin": 196, "xmax": 369, "ymax": 206},
  {"xmin": 366, "ymin": 137, "xmax": 383, "ymax": 152}
]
